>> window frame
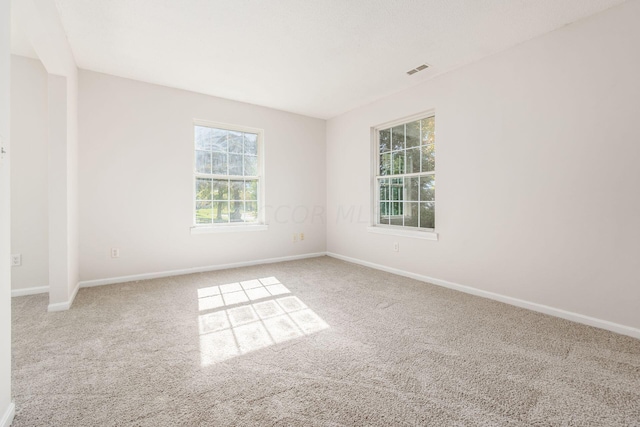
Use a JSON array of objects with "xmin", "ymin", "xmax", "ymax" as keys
[
  {"xmin": 369, "ymin": 111, "xmax": 438, "ymax": 241},
  {"xmin": 191, "ymin": 119, "xmax": 266, "ymax": 233}
]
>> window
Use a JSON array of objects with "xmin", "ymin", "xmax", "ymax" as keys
[
  {"xmin": 374, "ymin": 114, "xmax": 435, "ymax": 230},
  {"xmin": 193, "ymin": 121, "xmax": 263, "ymax": 227}
]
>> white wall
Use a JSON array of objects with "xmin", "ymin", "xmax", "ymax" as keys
[
  {"xmin": 78, "ymin": 70, "xmax": 326, "ymax": 282},
  {"xmin": 326, "ymin": 0, "xmax": 640, "ymax": 331},
  {"xmin": 10, "ymin": 55, "xmax": 48, "ymax": 292},
  {"xmin": 0, "ymin": 0, "xmax": 14, "ymax": 423}
]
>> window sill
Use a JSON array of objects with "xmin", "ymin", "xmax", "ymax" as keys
[
  {"xmin": 191, "ymin": 224, "xmax": 269, "ymax": 234},
  {"xmin": 366, "ymin": 226, "xmax": 438, "ymax": 241}
]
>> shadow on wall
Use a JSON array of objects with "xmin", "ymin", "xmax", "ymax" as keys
[{"xmin": 197, "ymin": 277, "xmax": 329, "ymax": 366}]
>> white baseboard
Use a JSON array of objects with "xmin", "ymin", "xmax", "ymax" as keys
[
  {"xmin": 11, "ymin": 285, "xmax": 49, "ymax": 297},
  {"xmin": 47, "ymin": 281, "xmax": 80, "ymax": 312},
  {"xmin": 0, "ymin": 402, "xmax": 15, "ymax": 427},
  {"xmin": 326, "ymin": 252, "xmax": 640, "ymax": 340},
  {"xmin": 78, "ymin": 252, "xmax": 328, "ymax": 289}
]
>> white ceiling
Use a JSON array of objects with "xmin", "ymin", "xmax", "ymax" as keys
[
  {"xmin": 11, "ymin": 1, "xmax": 38, "ymax": 59},
  {"xmin": 12, "ymin": 0, "xmax": 627, "ymax": 119}
]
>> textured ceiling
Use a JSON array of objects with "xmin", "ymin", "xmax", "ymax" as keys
[{"xmin": 13, "ymin": 0, "xmax": 628, "ymax": 118}]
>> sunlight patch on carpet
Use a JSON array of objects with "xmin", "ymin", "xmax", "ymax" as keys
[{"xmin": 197, "ymin": 277, "xmax": 329, "ymax": 366}]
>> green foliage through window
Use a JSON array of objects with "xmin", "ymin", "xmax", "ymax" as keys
[
  {"xmin": 194, "ymin": 124, "xmax": 261, "ymax": 225},
  {"xmin": 376, "ymin": 115, "xmax": 435, "ymax": 229}
]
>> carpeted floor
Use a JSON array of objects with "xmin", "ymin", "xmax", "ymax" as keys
[{"xmin": 11, "ymin": 256, "xmax": 640, "ymax": 426}]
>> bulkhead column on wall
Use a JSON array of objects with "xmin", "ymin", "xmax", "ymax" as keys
[{"xmin": 47, "ymin": 73, "xmax": 71, "ymax": 309}]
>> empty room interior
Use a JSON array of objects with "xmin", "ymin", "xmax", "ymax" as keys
[{"xmin": 1, "ymin": 0, "xmax": 640, "ymax": 425}]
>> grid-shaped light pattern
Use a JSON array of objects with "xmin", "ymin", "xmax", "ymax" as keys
[
  {"xmin": 197, "ymin": 277, "xmax": 289, "ymax": 311},
  {"xmin": 197, "ymin": 277, "xmax": 329, "ymax": 366}
]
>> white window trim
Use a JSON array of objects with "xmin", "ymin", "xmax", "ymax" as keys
[
  {"xmin": 369, "ymin": 110, "xmax": 438, "ymax": 241},
  {"xmin": 366, "ymin": 225, "xmax": 438, "ymax": 240},
  {"xmin": 191, "ymin": 224, "xmax": 268, "ymax": 234},
  {"xmin": 191, "ymin": 119, "xmax": 267, "ymax": 233}
]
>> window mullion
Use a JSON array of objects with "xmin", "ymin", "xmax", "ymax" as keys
[
  {"xmin": 376, "ymin": 171, "xmax": 429, "ymax": 180},
  {"xmin": 195, "ymin": 173, "xmax": 261, "ymax": 180}
]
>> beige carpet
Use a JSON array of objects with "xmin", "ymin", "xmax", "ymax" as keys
[{"xmin": 11, "ymin": 256, "xmax": 640, "ymax": 426}]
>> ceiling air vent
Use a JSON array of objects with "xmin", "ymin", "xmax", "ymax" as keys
[{"xmin": 406, "ymin": 63, "xmax": 430, "ymax": 76}]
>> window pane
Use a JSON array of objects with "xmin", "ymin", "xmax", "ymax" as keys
[
  {"xmin": 404, "ymin": 177, "xmax": 418, "ymax": 201},
  {"xmin": 230, "ymin": 201, "xmax": 244, "ymax": 222},
  {"xmin": 244, "ymin": 156, "xmax": 258, "ymax": 176},
  {"xmin": 419, "ymin": 202, "xmax": 435, "ymax": 229},
  {"xmin": 195, "ymin": 126, "xmax": 213, "ymax": 151},
  {"xmin": 196, "ymin": 201, "xmax": 213, "ymax": 224},
  {"xmin": 392, "ymin": 125, "xmax": 405, "ymax": 151},
  {"xmin": 379, "ymin": 152, "xmax": 391, "ymax": 176},
  {"xmin": 196, "ymin": 178, "xmax": 212, "ymax": 201},
  {"xmin": 212, "ymin": 129, "xmax": 228, "ymax": 152},
  {"xmin": 212, "ymin": 152, "xmax": 227, "ymax": 175},
  {"xmin": 391, "ymin": 178, "xmax": 403, "ymax": 201},
  {"xmin": 421, "ymin": 144, "xmax": 435, "ymax": 172},
  {"xmin": 379, "ymin": 202, "xmax": 390, "ymax": 224},
  {"xmin": 404, "ymin": 202, "xmax": 419, "ymax": 227},
  {"xmin": 244, "ymin": 133, "xmax": 258, "ymax": 155},
  {"xmin": 230, "ymin": 180, "xmax": 244, "ymax": 200},
  {"xmin": 229, "ymin": 154, "xmax": 243, "ymax": 175},
  {"xmin": 406, "ymin": 120, "xmax": 420, "ymax": 149},
  {"xmin": 229, "ymin": 131, "xmax": 243, "ymax": 153},
  {"xmin": 419, "ymin": 175, "xmax": 435, "ymax": 201},
  {"xmin": 392, "ymin": 151, "xmax": 405, "ymax": 175},
  {"xmin": 390, "ymin": 202, "xmax": 403, "ymax": 225},
  {"xmin": 379, "ymin": 129, "xmax": 391, "ymax": 153},
  {"xmin": 243, "ymin": 202, "xmax": 258, "ymax": 222},
  {"xmin": 245, "ymin": 180, "xmax": 258, "ymax": 201},
  {"xmin": 213, "ymin": 201, "xmax": 229, "ymax": 223},
  {"xmin": 379, "ymin": 178, "xmax": 390, "ymax": 201},
  {"xmin": 212, "ymin": 179, "xmax": 229, "ymax": 200},
  {"xmin": 195, "ymin": 150, "xmax": 212, "ymax": 174},
  {"xmin": 421, "ymin": 117, "xmax": 435, "ymax": 145},
  {"xmin": 406, "ymin": 147, "xmax": 420, "ymax": 174}
]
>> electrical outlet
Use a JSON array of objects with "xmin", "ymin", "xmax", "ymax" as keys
[
  {"xmin": 300, "ymin": 232, "xmax": 305, "ymax": 241},
  {"xmin": 111, "ymin": 248, "xmax": 120, "ymax": 258},
  {"xmin": 392, "ymin": 242, "xmax": 399, "ymax": 252},
  {"xmin": 293, "ymin": 234, "xmax": 298, "ymax": 243},
  {"xmin": 11, "ymin": 254, "xmax": 21, "ymax": 267}
]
